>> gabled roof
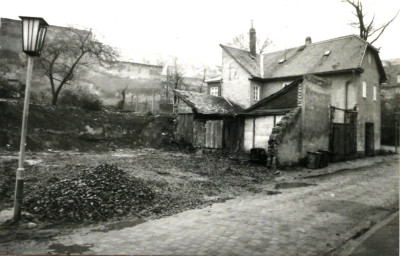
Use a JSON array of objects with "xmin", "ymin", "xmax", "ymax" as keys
[
  {"xmin": 221, "ymin": 35, "xmax": 386, "ymax": 82},
  {"xmin": 220, "ymin": 44, "xmax": 261, "ymax": 77},
  {"xmin": 174, "ymin": 89, "xmax": 243, "ymax": 116},
  {"xmin": 205, "ymin": 76, "xmax": 222, "ymax": 83},
  {"xmin": 240, "ymin": 80, "xmax": 300, "ymax": 116}
]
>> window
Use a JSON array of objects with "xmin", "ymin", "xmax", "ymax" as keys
[
  {"xmin": 373, "ymin": 85, "xmax": 377, "ymax": 101},
  {"xmin": 397, "ymin": 75, "xmax": 400, "ymax": 84},
  {"xmin": 368, "ymin": 53, "xmax": 371, "ymax": 64},
  {"xmin": 253, "ymin": 86, "xmax": 260, "ymax": 101},
  {"xmin": 362, "ymin": 81, "xmax": 367, "ymax": 98},
  {"xmin": 210, "ymin": 87, "xmax": 218, "ymax": 96}
]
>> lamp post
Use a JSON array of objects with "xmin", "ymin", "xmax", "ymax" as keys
[{"xmin": 13, "ymin": 16, "xmax": 48, "ymax": 222}]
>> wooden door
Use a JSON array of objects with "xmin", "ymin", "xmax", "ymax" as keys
[
  {"xmin": 365, "ymin": 122, "xmax": 375, "ymax": 156},
  {"xmin": 332, "ymin": 123, "xmax": 346, "ymax": 162},
  {"xmin": 205, "ymin": 120, "xmax": 223, "ymax": 149}
]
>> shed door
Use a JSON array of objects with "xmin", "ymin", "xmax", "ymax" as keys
[
  {"xmin": 205, "ymin": 120, "xmax": 223, "ymax": 149},
  {"xmin": 365, "ymin": 123, "xmax": 374, "ymax": 156}
]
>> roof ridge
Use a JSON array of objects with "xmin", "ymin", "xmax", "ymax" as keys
[{"xmin": 261, "ymin": 34, "xmax": 363, "ymax": 57}]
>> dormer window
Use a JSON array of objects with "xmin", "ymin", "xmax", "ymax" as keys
[{"xmin": 324, "ymin": 50, "xmax": 331, "ymax": 56}]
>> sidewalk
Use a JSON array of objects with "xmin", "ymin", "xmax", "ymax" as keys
[
  {"xmin": 350, "ymin": 211, "xmax": 399, "ymax": 256},
  {"xmin": 277, "ymin": 154, "xmax": 398, "ymax": 181},
  {"xmin": 333, "ymin": 211, "xmax": 399, "ymax": 256}
]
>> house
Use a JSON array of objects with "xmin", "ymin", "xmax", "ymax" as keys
[
  {"xmin": 175, "ymin": 25, "xmax": 386, "ymax": 166},
  {"xmin": 381, "ymin": 59, "xmax": 400, "ymax": 146}
]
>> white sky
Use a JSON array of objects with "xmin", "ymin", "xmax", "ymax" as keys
[{"xmin": 2, "ymin": 0, "xmax": 400, "ymax": 67}]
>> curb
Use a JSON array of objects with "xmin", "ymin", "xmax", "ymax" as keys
[{"xmin": 329, "ymin": 209, "xmax": 399, "ymax": 256}]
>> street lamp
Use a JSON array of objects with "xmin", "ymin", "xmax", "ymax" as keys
[{"xmin": 13, "ymin": 16, "xmax": 49, "ymax": 222}]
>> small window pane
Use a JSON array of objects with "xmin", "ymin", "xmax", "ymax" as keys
[
  {"xmin": 373, "ymin": 85, "xmax": 377, "ymax": 101},
  {"xmin": 253, "ymin": 86, "xmax": 260, "ymax": 101},
  {"xmin": 210, "ymin": 87, "xmax": 218, "ymax": 96}
]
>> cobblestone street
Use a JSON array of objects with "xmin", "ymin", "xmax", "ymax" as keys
[{"xmin": 1, "ymin": 155, "xmax": 398, "ymax": 255}]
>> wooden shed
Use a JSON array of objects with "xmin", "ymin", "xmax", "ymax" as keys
[{"xmin": 174, "ymin": 89, "xmax": 243, "ymax": 150}]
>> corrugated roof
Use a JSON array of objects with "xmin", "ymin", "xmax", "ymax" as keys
[
  {"xmin": 174, "ymin": 89, "xmax": 243, "ymax": 116},
  {"xmin": 221, "ymin": 35, "xmax": 385, "ymax": 81}
]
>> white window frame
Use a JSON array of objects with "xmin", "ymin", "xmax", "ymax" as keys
[
  {"xmin": 362, "ymin": 81, "xmax": 367, "ymax": 98},
  {"xmin": 253, "ymin": 85, "xmax": 260, "ymax": 101},
  {"xmin": 210, "ymin": 87, "xmax": 218, "ymax": 96},
  {"xmin": 373, "ymin": 85, "xmax": 377, "ymax": 101}
]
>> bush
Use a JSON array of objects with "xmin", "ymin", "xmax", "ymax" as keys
[
  {"xmin": 0, "ymin": 79, "xmax": 20, "ymax": 99},
  {"xmin": 59, "ymin": 88, "xmax": 102, "ymax": 111}
]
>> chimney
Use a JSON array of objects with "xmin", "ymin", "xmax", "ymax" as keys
[
  {"xmin": 249, "ymin": 20, "xmax": 256, "ymax": 57},
  {"xmin": 305, "ymin": 36, "xmax": 312, "ymax": 45}
]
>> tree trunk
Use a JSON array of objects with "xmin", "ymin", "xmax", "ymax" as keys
[{"xmin": 52, "ymin": 91, "xmax": 60, "ymax": 105}]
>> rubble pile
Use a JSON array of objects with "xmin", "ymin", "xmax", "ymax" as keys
[{"xmin": 24, "ymin": 164, "xmax": 155, "ymax": 222}]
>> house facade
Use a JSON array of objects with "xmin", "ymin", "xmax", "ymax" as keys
[{"xmin": 177, "ymin": 26, "xmax": 386, "ymax": 166}]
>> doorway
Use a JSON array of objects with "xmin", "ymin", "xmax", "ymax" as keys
[{"xmin": 365, "ymin": 122, "xmax": 375, "ymax": 156}]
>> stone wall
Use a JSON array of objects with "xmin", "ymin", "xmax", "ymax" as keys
[
  {"xmin": 268, "ymin": 75, "xmax": 331, "ymax": 166},
  {"xmin": 0, "ymin": 18, "xmax": 168, "ymax": 112},
  {"xmin": 300, "ymin": 75, "xmax": 331, "ymax": 156}
]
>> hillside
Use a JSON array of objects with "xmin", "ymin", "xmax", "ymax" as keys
[{"xmin": 0, "ymin": 100, "xmax": 175, "ymax": 151}]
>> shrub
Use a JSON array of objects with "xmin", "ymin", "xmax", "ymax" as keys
[
  {"xmin": 59, "ymin": 88, "xmax": 102, "ymax": 111},
  {"xmin": 0, "ymin": 79, "xmax": 19, "ymax": 99}
]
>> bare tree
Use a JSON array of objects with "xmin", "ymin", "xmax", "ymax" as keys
[
  {"xmin": 199, "ymin": 68, "xmax": 207, "ymax": 93},
  {"xmin": 38, "ymin": 27, "xmax": 118, "ymax": 105},
  {"xmin": 228, "ymin": 32, "xmax": 273, "ymax": 54},
  {"xmin": 343, "ymin": 0, "xmax": 399, "ymax": 44}
]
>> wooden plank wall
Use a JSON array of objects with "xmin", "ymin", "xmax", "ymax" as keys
[
  {"xmin": 224, "ymin": 119, "xmax": 242, "ymax": 151},
  {"xmin": 205, "ymin": 120, "xmax": 223, "ymax": 148},
  {"xmin": 193, "ymin": 120, "xmax": 206, "ymax": 147},
  {"xmin": 175, "ymin": 114, "xmax": 194, "ymax": 144}
]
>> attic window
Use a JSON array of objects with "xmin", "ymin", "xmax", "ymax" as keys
[
  {"xmin": 278, "ymin": 58, "xmax": 285, "ymax": 64},
  {"xmin": 324, "ymin": 50, "xmax": 331, "ymax": 56}
]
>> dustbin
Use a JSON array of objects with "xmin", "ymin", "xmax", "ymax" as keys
[
  {"xmin": 307, "ymin": 151, "xmax": 322, "ymax": 169},
  {"xmin": 250, "ymin": 148, "xmax": 267, "ymax": 164},
  {"xmin": 317, "ymin": 150, "xmax": 330, "ymax": 168}
]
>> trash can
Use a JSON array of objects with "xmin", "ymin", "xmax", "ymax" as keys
[
  {"xmin": 307, "ymin": 151, "xmax": 322, "ymax": 169},
  {"xmin": 317, "ymin": 150, "xmax": 331, "ymax": 168},
  {"xmin": 250, "ymin": 148, "xmax": 267, "ymax": 164}
]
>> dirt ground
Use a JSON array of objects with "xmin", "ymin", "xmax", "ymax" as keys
[{"xmin": 0, "ymin": 148, "xmax": 275, "ymax": 242}]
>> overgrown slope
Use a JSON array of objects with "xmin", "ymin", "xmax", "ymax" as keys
[{"xmin": 0, "ymin": 100, "xmax": 175, "ymax": 151}]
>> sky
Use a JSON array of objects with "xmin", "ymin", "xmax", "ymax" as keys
[{"xmin": 2, "ymin": 0, "xmax": 400, "ymax": 68}]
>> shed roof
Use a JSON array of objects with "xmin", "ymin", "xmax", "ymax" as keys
[
  {"xmin": 220, "ymin": 35, "xmax": 386, "ymax": 82},
  {"xmin": 174, "ymin": 89, "xmax": 243, "ymax": 116},
  {"xmin": 240, "ymin": 80, "xmax": 300, "ymax": 116}
]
